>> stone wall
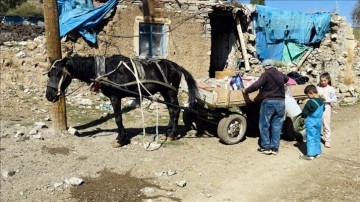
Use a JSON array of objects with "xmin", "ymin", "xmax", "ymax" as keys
[
  {"xmin": 292, "ymin": 14, "xmax": 359, "ymax": 105},
  {"xmin": 234, "ymin": 11, "xmax": 360, "ymax": 105},
  {"xmin": 61, "ymin": 0, "xmax": 217, "ymax": 78},
  {"xmin": 61, "ymin": 1, "xmax": 360, "ymax": 104},
  {"xmin": 1, "ymin": 1, "xmax": 358, "ymax": 104}
]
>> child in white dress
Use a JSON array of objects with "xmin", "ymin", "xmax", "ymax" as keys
[{"xmin": 317, "ymin": 72, "xmax": 337, "ymax": 148}]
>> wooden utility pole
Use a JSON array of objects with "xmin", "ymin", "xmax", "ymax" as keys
[{"xmin": 43, "ymin": 0, "xmax": 67, "ymax": 130}]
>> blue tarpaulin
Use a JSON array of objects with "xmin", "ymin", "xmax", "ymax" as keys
[
  {"xmin": 254, "ymin": 5, "xmax": 331, "ymax": 63},
  {"xmin": 57, "ymin": 0, "xmax": 118, "ymax": 43}
]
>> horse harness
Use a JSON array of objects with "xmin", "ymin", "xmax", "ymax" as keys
[
  {"xmin": 91, "ymin": 56, "xmax": 177, "ymax": 92},
  {"xmin": 46, "ymin": 59, "xmax": 73, "ymax": 97},
  {"xmin": 48, "ymin": 56, "xmax": 178, "ymax": 97}
]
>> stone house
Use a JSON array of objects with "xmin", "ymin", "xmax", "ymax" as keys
[
  {"xmin": 62, "ymin": 0, "xmax": 359, "ymax": 104},
  {"xmin": 63, "ymin": 0, "xmax": 254, "ymax": 78}
]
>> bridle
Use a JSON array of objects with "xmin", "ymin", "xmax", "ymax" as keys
[{"xmin": 46, "ymin": 59, "xmax": 73, "ymax": 98}]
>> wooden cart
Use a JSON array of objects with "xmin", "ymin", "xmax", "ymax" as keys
[{"xmin": 182, "ymin": 81, "xmax": 308, "ymax": 145}]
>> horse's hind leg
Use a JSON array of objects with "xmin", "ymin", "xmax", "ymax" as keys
[
  {"xmin": 161, "ymin": 91, "xmax": 180, "ymax": 141},
  {"xmin": 109, "ymin": 96, "xmax": 129, "ymax": 146}
]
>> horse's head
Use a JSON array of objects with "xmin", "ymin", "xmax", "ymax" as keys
[{"xmin": 45, "ymin": 57, "xmax": 73, "ymax": 102}]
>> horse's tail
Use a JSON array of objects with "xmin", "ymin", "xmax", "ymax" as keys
[{"xmin": 179, "ymin": 67, "xmax": 199, "ymax": 108}]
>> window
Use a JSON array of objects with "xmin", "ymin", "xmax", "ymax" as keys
[
  {"xmin": 139, "ymin": 23, "xmax": 165, "ymax": 58},
  {"xmin": 134, "ymin": 17, "xmax": 170, "ymax": 59}
]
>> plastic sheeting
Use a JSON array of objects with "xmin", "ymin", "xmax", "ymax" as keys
[
  {"xmin": 254, "ymin": 5, "xmax": 331, "ymax": 63},
  {"xmin": 254, "ymin": 30, "xmax": 283, "ymax": 61},
  {"xmin": 57, "ymin": 0, "xmax": 118, "ymax": 43},
  {"xmin": 282, "ymin": 42, "xmax": 312, "ymax": 64}
]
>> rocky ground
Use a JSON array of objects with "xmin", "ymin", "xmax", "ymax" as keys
[
  {"xmin": 0, "ymin": 23, "xmax": 44, "ymax": 44},
  {"xmin": 1, "ymin": 62, "xmax": 359, "ymax": 201},
  {"xmin": 1, "ymin": 23, "xmax": 360, "ymax": 201}
]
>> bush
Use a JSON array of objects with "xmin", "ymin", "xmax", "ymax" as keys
[
  {"xmin": 0, "ymin": 1, "xmax": 10, "ymax": 14},
  {"xmin": 0, "ymin": 0, "xmax": 27, "ymax": 15},
  {"xmin": 6, "ymin": 2, "xmax": 43, "ymax": 17}
]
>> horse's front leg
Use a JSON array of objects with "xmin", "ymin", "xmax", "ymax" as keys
[{"xmin": 110, "ymin": 96, "xmax": 129, "ymax": 146}]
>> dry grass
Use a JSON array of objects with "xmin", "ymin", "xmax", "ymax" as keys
[{"xmin": 5, "ymin": 1, "xmax": 43, "ymax": 17}]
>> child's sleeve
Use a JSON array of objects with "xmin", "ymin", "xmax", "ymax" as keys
[
  {"xmin": 325, "ymin": 87, "xmax": 337, "ymax": 103},
  {"xmin": 301, "ymin": 101, "xmax": 311, "ymax": 118}
]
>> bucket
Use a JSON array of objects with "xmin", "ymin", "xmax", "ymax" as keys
[{"xmin": 285, "ymin": 95, "xmax": 302, "ymax": 118}]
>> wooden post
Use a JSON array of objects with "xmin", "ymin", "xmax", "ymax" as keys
[
  {"xmin": 235, "ymin": 16, "xmax": 251, "ymax": 71},
  {"xmin": 142, "ymin": 0, "xmax": 154, "ymax": 17},
  {"xmin": 43, "ymin": 0, "xmax": 67, "ymax": 130},
  {"xmin": 344, "ymin": 25, "xmax": 355, "ymax": 85},
  {"xmin": 296, "ymin": 49, "xmax": 312, "ymax": 68}
]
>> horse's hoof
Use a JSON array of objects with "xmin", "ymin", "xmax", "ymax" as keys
[
  {"xmin": 111, "ymin": 142, "xmax": 122, "ymax": 148},
  {"xmin": 159, "ymin": 135, "xmax": 167, "ymax": 142}
]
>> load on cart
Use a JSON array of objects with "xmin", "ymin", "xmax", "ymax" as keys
[{"xmin": 181, "ymin": 72, "xmax": 307, "ymax": 145}]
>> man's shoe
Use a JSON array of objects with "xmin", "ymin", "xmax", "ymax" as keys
[
  {"xmin": 299, "ymin": 155, "xmax": 314, "ymax": 160},
  {"xmin": 294, "ymin": 142, "xmax": 300, "ymax": 147},
  {"xmin": 314, "ymin": 154, "xmax": 321, "ymax": 159},
  {"xmin": 258, "ymin": 148, "xmax": 272, "ymax": 155},
  {"xmin": 271, "ymin": 149, "xmax": 278, "ymax": 155}
]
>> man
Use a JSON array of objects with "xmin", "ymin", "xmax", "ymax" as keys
[{"xmin": 243, "ymin": 59, "xmax": 289, "ymax": 155}]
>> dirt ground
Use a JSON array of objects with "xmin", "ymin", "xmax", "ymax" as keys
[{"xmin": 1, "ymin": 50, "xmax": 360, "ymax": 202}]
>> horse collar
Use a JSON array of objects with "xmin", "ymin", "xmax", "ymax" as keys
[{"xmin": 95, "ymin": 56, "xmax": 106, "ymax": 77}]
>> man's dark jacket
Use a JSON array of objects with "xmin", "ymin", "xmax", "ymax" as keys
[{"xmin": 244, "ymin": 67, "xmax": 289, "ymax": 100}]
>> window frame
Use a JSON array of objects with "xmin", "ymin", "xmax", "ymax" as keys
[{"xmin": 134, "ymin": 16, "xmax": 171, "ymax": 59}]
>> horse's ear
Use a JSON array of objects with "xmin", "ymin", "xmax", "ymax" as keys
[{"xmin": 65, "ymin": 57, "xmax": 74, "ymax": 68}]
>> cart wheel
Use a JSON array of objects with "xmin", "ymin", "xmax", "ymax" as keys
[
  {"xmin": 293, "ymin": 115, "xmax": 305, "ymax": 133},
  {"xmin": 217, "ymin": 114, "xmax": 247, "ymax": 145},
  {"xmin": 292, "ymin": 114, "xmax": 306, "ymax": 140},
  {"xmin": 183, "ymin": 108, "xmax": 198, "ymax": 130}
]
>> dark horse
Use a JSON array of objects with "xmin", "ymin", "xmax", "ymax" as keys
[{"xmin": 45, "ymin": 55, "xmax": 199, "ymax": 146}]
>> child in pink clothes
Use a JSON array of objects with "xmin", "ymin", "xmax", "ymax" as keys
[{"xmin": 317, "ymin": 72, "xmax": 337, "ymax": 148}]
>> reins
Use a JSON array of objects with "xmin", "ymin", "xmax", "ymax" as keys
[
  {"xmin": 65, "ymin": 82, "xmax": 87, "ymax": 97},
  {"xmin": 56, "ymin": 67, "xmax": 73, "ymax": 96},
  {"xmin": 89, "ymin": 58, "xmax": 175, "ymax": 151},
  {"xmin": 127, "ymin": 59, "xmax": 162, "ymax": 151},
  {"xmin": 96, "ymin": 78, "xmax": 177, "ymax": 91}
]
